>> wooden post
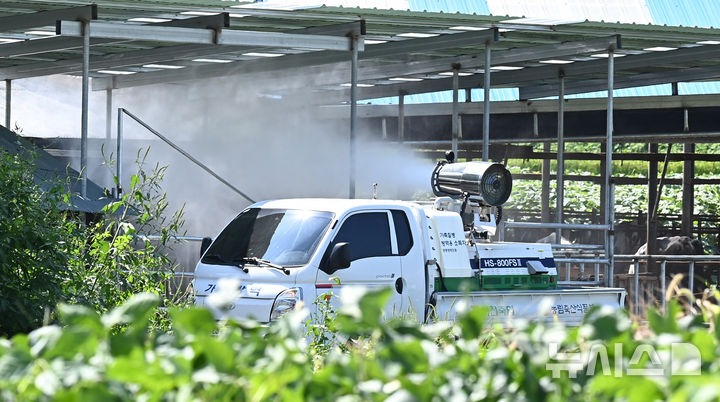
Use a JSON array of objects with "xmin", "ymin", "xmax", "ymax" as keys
[{"xmin": 647, "ymin": 143, "xmax": 658, "ymax": 273}]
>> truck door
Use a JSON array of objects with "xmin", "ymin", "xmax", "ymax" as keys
[
  {"xmin": 390, "ymin": 209, "xmax": 425, "ymax": 320},
  {"xmin": 316, "ymin": 210, "xmax": 404, "ymax": 319}
]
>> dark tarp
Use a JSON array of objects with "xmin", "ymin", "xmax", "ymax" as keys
[{"xmin": 0, "ymin": 126, "xmax": 114, "ymax": 213}]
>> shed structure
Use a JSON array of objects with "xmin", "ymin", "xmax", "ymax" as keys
[{"xmin": 1, "ymin": 1, "xmax": 720, "ymax": 285}]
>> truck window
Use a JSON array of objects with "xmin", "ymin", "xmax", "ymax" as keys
[
  {"xmin": 333, "ymin": 212, "xmax": 391, "ymax": 261},
  {"xmin": 202, "ymin": 208, "xmax": 334, "ymax": 267},
  {"xmin": 391, "ymin": 210, "xmax": 414, "ymax": 255}
]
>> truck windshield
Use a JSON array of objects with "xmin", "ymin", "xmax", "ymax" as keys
[{"xmin": 201, "ymin": 208, "xmax": 334, "ymax": 267}]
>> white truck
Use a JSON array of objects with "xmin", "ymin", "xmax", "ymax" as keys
[{"xmin": 194, "ymin": 160, "xmax": 625, "ymax": 326}]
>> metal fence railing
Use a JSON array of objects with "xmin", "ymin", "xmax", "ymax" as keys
[
  {"xmin": 499, "ymin": 221, "xmax": 614, "ymax": 287},
  {"xmin": 614, "ymin": 254, "xmax": 720, "ymax": 315}
]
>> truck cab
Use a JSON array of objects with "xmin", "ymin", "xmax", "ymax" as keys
[{"xmin": 194, "ymin": 198, "xmax": 428, "ymax": 323}]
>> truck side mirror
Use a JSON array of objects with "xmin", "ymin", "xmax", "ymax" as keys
[
  {"xmin": 322, "ymin": 242, "xmax": 351, "ymax": 275},
  {"xmin": 200, "ymin": 237, "xmax": 213, "ymax": 258}
]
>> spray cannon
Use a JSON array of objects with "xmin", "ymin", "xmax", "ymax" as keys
[
  {"xmin": 431, "ymin": 160, "xmax": 512, "ymax": 206},
  {"xmin": 431, "ymin": 155, "xmax": 513, "ymax": 237}
]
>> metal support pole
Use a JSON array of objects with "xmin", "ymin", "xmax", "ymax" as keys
[
  {"xmin": 482, "ymin": 44, "xmax": 491, "ymax": 162},
  {"xmin": 599, "ymin": 141, "xmax": 607, "ymax": 224},
  {"xmin": 451, "ymin": 64, "xmax": 460, "ymax": 157},
  {"xmin": 80, "ymin": 21, "xmax": 90, "ymax": 198},
  {"xmin": 4, "ymin": 79, "xmax": 10, "ymax": 129},
  {"xmin": 605, "ymin": 48, "xmax": 615, "ymax": 284},
  {"xmin": 349, "ymin": 35, "xmax": 358, "ymax": 199},
  {"xmin": 381, "ymin": 117, "xmax": 387, "ymax": 140},
  {"xmin": 608, "ymin": 183, "xmax": 615, "ymax": 287},
  {"xmin": 458, "ymin": 116, "xmax": 463, "ymax": 140},
  {"xmin": 105, "ymin": 89, "xmax": 112, "ymax": 141},
  {"xmin": 594, "ymin": 254, "xmax": 600, "ymax": 284},
  {"xmin": 660, "ymin": 260, "xmax": 666, "ymax": 313},
  {"xmin": 689, "ymin": 260, "xmax": 695, "ymax": 295},
  {"xmin": 119, "ymin": 108, "xmax": 255, "ymax": 203},
  {"xmin": 556, "ymin": 74, "xmax": 565, "ymax": 243},
  {"xmin": 116, "ymin": 108, "xmax": 123, "ymax": 197},
  {"xmin": 398, "ymin": 91, "xmax": 405, "ymax": 143},
  {"xmin": 647, "ymin": 143, "xmax": 658, "ymax": 274},
  {"xmin": 633, "ymin": 259, "xmax": 640, "ymax": 316},
  {"xmin": 565, "ymin": 262, "xmax": 570, "ymax": 281},
  {"xmin": 541, "ymin": 141, "xmax": 551, "ymax": 222},
  {"xmin": 682, "ymin": 110, "xmax": 695, "ymax": 235}
]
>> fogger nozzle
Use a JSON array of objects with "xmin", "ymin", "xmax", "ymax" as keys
[{"xmin": 431, "ymin": 161, "xmax": 513, "ymax": 206}]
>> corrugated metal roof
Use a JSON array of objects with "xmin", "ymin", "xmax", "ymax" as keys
[
  {"xmin": 396, "ymin": 0, "xmax": 720, "ymax": 102},
  {"xmin": 408, "ymin": 0, "xmax": 489, "ymax": 14},
  {"xmin": 1, "ymin": 1, "xmax": 720, "ymax": 100},
  {"xmin": 373, "ymin": 0, "xmax": 492, "ymax": 104},
  {"xmin": 486, "ymin": 0, "xmax": 653, "ymax": 24},
  {"xmin": 367, "ymin": 88, "xmax": 518, "ymax": 104},
  {"xmin": 646, "ymin": 0, "xmax": 720, "ymax": 28},
  {"xmin": 646, "ymin": 0, "xmax": 720, "ymax": 95}
]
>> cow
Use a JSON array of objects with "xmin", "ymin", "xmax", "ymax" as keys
[
  {"xmin": 614, "ymin": 221, "xmax": 647, "ymax": 257},
  {"xmin": 627, "ymin": 236, "xmax": 707, "ymax": 294},
  {"xmin": 536, "ymin": 232, "xmax": 573, "ymax": 245}
]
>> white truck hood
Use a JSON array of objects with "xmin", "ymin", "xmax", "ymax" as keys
[{"xmin": 194, "ymin": 262, "xmax": 297, "ymax": 323}]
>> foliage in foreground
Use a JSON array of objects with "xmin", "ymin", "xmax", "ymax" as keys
[
  {"xmin": 0, "ymin": 147, "xmax": 188, "ymax": 338},
  {"xmin": 2, "ymin": 289, "xmax": 720, "ymax": 401}
]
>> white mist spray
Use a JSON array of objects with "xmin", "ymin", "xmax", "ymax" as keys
[
  {"xmin": 109, "ymin": 66, "xmax": 434, "ymax": 236},
  {"xmin": 5, "ymin": 66, "xmax": 435, "ymax": 237}
]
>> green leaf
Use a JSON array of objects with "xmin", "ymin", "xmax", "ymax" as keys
[
  {"xmin": 380, "ymin": 340, "xmax": 428, "ymax": 373},
  {"xmin": 130, "ymin": 174, "xmax": 139, "ymax": 191},
  {"xmin": 582, "ymin": 305, "xmax": 631, "ymax": 341},
  {"xmin": 647, "ymin": 301, "xmax": 681, "ymax": 334},
  {"xmin": 169, "ymin": 307, "xmax": 217, "ymax": 337},
  {"xmin": 457, "ymin": 306, "xmax": 489, "ymax": 339},
  {"xmin": 107, "ymin": 349, "xmax": 179, "ymax": 393},
  {"xmin": 101, "ymin": 293, "xmax": 160, "ymax": 328},
  {"xmin": 200, "ymin": 337, "xmax": 235, "ymax": 373}
]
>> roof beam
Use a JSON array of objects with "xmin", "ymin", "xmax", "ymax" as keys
[
  {"xmin": 92, "ymin": 27, "xmax": 498, "ymax": 90},
  {"xmin": 322, "ymin": 41, "xmax": 720, "ymax": 102},
  {"xmin": 156, "ymin": 13, "xmax": 229, "ymax": 30},
  {"xmin": 0, "ymin": 13, "xmax": 230, "ymax": 59},
  {"xmin": 85, "ymin": 20, "xmax": 364, "ymax": 89},
  {"xmin": 320, "ymin": 94, "xmax": 720, "ymax": 118},
  {"xmin": 361, "ymin": 28, "xmax": 498, "ymax": 58},
  {"xmin": 355, "ymin": 35, "xmax": 620, "ymax": 82},
  {"xmin": 520, "ymin": 65, "xmax": 720, "ymax": 98},
  {"xmin": 293, "ymin": 20, "xmax": 365, "ymax": 36},
  {"xmin": 57, "ymin": 20, "xmax": 361, "ymax": 51},
  {"xmin": 202, "ymin": 27, "xmax": 498, "ymax": 76},
  {"xmin": 2, "ymin": 13, "xmax": 340, "ymax": 80},
  {"xmin": 0, "ymin": 5, "xmax": 96, "ymax": 31},
  {"xmin": 0, "ymin": 44, "xmax": 223, "ymax": 80}
]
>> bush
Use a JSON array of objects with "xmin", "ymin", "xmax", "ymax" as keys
[
  {"xmin": 0, "ymin": 147, "xmax": 188, "ymax": 337},
  {"xmin": 0, "ymin": 150, "xmax": 71, "ymax": 336},
  {"xmin": 1, "ymin": 289, "xmax": 720, "ymax": 400},
  {"xmin": 63, "ymin": 149, "xmax": 188, "ymax": 317}
]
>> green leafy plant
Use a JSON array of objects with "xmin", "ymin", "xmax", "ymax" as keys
[
  {"xmin": 3, "ymin": 288, "xmax": 720, "ymax": 400},
  {"xmin": 0, "ymin": 145, "xmax": 188, "ymax": 337},
  {"xmin": 0, "ymin": 150, "xmax": 71, "ymax": 337},
  {"xmin": 63, "ymin": 149, "xmax": 189, "ymax": 318}
]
